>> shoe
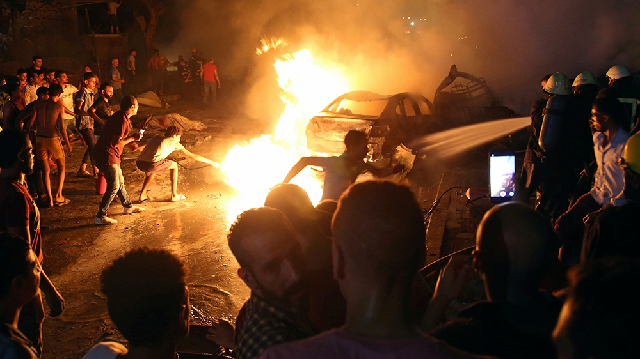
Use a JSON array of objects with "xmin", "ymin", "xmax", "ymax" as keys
[
  {"xmin": 95, "ymin": 216, "xmax": 118, "ymax": 225},
  {"xmin": 123, "ymin": 205, "xmax": 145, "ymax": 215},
  {"xmin": 77, "ymin": 170, "xmax": 92, "ymax": 177},
  {"xmin": 171, "ymin": 194, "xmax": 187, "ymax": 202}
]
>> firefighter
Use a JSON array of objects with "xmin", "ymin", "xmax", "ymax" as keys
[
  {"xmin": 598, "ymin": 65, "xmax": 640, "ymax": 134},
  {"xmin": 569, "ymin": 71, "xmax": 600, "ymax": 204},
  {"xmin": 522, "ymin": 74, "xmax": 552, "ymax": 197},
  {"xmin": 535, "ymin": 72, "xmax": 579, "ymax": 221}
]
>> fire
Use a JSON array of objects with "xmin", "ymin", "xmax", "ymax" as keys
[
  {"xmin": 221, "ymin": 48, "xmax": 349, "ymax": 224},
  {"xmin": 256, "ymin": 37, "xmax": 288, "ymax": 55}
]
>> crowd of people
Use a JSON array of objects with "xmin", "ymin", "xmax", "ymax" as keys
[{"xmin": 1, "ymin": 59, "xmax": 640, "ymax": 359}]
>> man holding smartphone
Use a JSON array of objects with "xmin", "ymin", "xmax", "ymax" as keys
[{"xmin": 93, "ymin": 96, "xmax": 145, "ymax": 225}]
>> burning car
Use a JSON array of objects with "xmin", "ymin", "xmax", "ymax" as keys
[
  {"xmin": 305, "ymin": 66, "xmax": 520, "ymax": 160},
  {"xmin": 305, "ymin": 91, "xmax": 435, "ymax": 160}
]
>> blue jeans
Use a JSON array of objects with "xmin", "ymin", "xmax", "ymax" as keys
[
  {"xmin": 79, "ymin": 128, "xmax": 96, "ymax": 166},
  {"xmin": 96, "ymin": 163, "xmax": 132, "ymax": 218}
]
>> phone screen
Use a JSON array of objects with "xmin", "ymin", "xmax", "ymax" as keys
[{"xmin": 489, "ymin": 151, "xmax": 516, "ymax": 203}]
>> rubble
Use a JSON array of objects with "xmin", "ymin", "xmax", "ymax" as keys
[{"xmin": 150, "ymin": 113, "xmax": 207, "ymax": 131}]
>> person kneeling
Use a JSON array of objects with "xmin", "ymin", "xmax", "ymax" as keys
[{"xmin": 135, "ymin": 126, "xmax": 218, "ymax": 202}]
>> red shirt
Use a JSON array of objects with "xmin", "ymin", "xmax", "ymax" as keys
[
  {"xmin": 94, "ymin": 111, "xmax": 131, "ymax": 165},
  {"xmin": 0, "ymin": 178, "xmax": 43, "ymax": 264},
  {"xmin": 202, "ymin": 63, "xmax": 218, "ymax": 82}
]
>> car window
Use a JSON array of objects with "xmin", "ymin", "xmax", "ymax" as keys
[
  {"xmin": 334, "ymin": 99, "xmax": 389, "ymax": 116},
  {"xmin": 403, "ymin": 99, "xmax": 417, "ymax": 116},
  {"xmin": 417, "ymin": 98, "xmax": 432, "ymax": 115}
]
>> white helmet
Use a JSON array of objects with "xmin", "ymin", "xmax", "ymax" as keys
[
  {"xmin": 573, "ymin": 71, "xmax": 598, "ymax": 87},
  {"xmin": 544, "ymin": 72, "xmax": 571, "ymax": 96},
  {"xmin": 606, "ymin": 65, "xmax": 631, "ymax": 80}
]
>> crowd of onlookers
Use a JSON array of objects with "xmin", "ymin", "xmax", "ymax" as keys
[{"xmin": 1, "ymin": 59, "xmax": 640, "ymax": 359}]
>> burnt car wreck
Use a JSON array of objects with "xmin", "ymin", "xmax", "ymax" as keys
[{"xmin": 305, "ymin": 65, "xmax": 519, "ymax": 161}]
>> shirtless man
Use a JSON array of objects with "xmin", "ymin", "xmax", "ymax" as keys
[
  {"xmin": 284, "ymin": 130, "xmax": 404, "ymax": 200},
  {"xmin": 32, "ymin": 84, "xmax": 72, "ymax": 207}
]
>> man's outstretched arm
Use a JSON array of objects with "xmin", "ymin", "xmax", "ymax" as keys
[
  {"xmin": 284, "ymin": 157, "xmax": 326, "ymax": 183},
  {"xmin": 181, "ymin": 148, "xmax": 219, "ymax": 167}
]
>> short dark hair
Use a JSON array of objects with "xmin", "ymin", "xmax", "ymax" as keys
[
  {"xmin": 593, "ymin": 97, "xmax": 628, "ymax": 126},
  {"xmin": 130, "ymin": 49, "xmax": 137, "ymax": 54},
  {"xmin": 542, "ymin": 74, "xmax": 553, "ymax": 83},
  {"xmin": 332, "ymin": 181, "xmax": 426, "ymax": 285},
  {"xmin": 32, "ymin": 55, "xmax": 42, "ymax": 62},
  {"xmin": 16, "ymin": 68, "xmax": 26, "ymax": 76},
  {"xmin": 27, "ymin": 70, "xmax": 37, "ymax": 81},
  {"xmin": 54, "ymin": 70, "xmax": 66, "ymax": 79},
  {"xmin": 0, "ymin": 232, "xmax": 32, "ymax": 302},
  {"xmin": 36, "ymin": 87, "xmax": 49, "ymax": 97},
  {"xmin": 48, "ymin": 83, "xmax": 63, "ymax": 97},
  {"xmin": 5, "ymin": 82, "xmax": 20, "ymax": 96},
  {"xmin": 164, "ymin": 125, "xmax": 183, "ymax": 137},
  {"xmin": 83, "ymin": 72, "xmax": 94, "ymax": 81},
  {"xmin": 112, "ymin": 57, "xmax": 119, "ymax": 62},
  {"xmin": 99, "ymin": 82, "xmax": 112, "ymax": 93},
  {"xmin": 46, "ymin": 69, "xmax": 55, "ymax": 75},
  {"xmin": 567, "ymin": 257, "xmax": 640, "ymax": 359},
  {"xmin": 101, "ymin": 247, "xmax": 188, "ymax": 347},
  {"xmin": 344, "ymin": 130, "xmax": 367, "ymax": 148},
  {"xmin": 121, "ymin": 95, "xmax": 136, "ymax": 110},
  {"xmin": 228, "ymin": 207, "xmax": 296, "ymax": 268},
  {"xmin": 264, "ymin": 183, "xmax": 315, "ymax": 226},
  {"xmin": 0, "ymin": 130, "xmax": 28, "ymax": 169}
]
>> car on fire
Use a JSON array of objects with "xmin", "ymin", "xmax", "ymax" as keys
[
  {"xmin": 305, "ymin": 91, "xmax": 436, "ymax": 160},
  {"xmin": 305, "ymin": 66, "xmax": 520, "ymax": 161}
]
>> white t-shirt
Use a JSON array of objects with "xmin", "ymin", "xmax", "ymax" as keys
[
  {"xmin": 137, "ymin": 135, "xmax": 185, "ymax": 163},
  {"xmin": 23, "ymin": 84, "xmax": 39, "ymax": 106},
  {"xmin": 83, "ymin": 342, "xmax": 127, "ymax": 359},
  {"xmin": 60, "ymin": 84, "xmax": 78, "ymax": 120},
  {"xmin": 127, "ymin": 55, "xmax": 136, "ymax": 71}
]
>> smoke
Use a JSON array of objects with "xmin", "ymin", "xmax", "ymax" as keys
[{"xmin": 166, "ymin": 0, "xmax": 640, "ymax": 118}]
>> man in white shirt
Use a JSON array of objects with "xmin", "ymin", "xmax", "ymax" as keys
[
  {"xmin": 54, "ymin": 70, "xmax": 78, "ymax": 139},
  {"xmin": 23, "ymin": 71, "xmax": 39, "ymax": 106},
  {"xmin": 555, "ymin": 96, "xmax": 630, "ymax": 265},
  {"xmin": 126, "ymin": 49, "xmax": 137, "ymax": 95},
  {"xmin": 135, "ymin": 125, "xmax": 217, "ymax": 202}
]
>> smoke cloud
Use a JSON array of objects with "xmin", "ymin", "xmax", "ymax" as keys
[{"xmin": 166, "ymin": 0, "xmax": 640, "ymax": 119}]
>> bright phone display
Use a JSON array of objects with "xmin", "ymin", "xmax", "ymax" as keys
[{"xmin": 489, "ymin": 150, "xmax": 516, "ymax": 203}]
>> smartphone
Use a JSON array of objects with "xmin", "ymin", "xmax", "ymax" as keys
[{"xmin": 489, "ymin": 149, "xmax": 516, "ymax": 203}]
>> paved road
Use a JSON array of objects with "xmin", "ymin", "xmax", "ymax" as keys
[{"xmin": 38, "ymin": 103, "xmax": 498, "ymax": 358}]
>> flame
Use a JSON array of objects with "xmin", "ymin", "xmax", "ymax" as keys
[
  {"xmin": 256, "ymin": 37, "xmax": 288, "ymax": 55},
  {"xmin": 221, "ymin": 48, "xmax": 349, "ymax": 224}
]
